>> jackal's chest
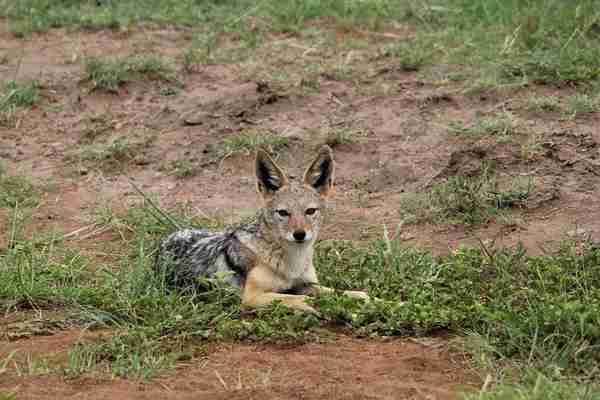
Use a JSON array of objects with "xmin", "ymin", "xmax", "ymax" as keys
[{"xmin": 236, "ymin": 232, "xmax": 317, "ymax": 292}]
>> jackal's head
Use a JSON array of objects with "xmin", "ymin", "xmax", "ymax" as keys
[{"xmin": 256, "ymin": 146, "xmax": 334, "ymax": 245}]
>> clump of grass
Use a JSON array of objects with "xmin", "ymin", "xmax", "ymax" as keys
[
  {"xmin": 381, "ymin": 40, "xmax": 433, "ymax": 72},
  {"xmin": 79, "ymin": 114, "xmax": 114, "ymax": 143},
  {"xmin": 67, "ymin": 135, "xmax": 154, "ymax": 174},
  {"xmin": 0, "ymin": 80, "xmax": 40, "ymax": 125},
  {"xmin": 66, "ymin": 330, "xmax": 181, "ymax": 380},
  {"xmin": 85, "ymin": 58, "xmax": 128, "ymax": 93},
  {"xmin": 565, "ymin": 93, "xmax": 599, "ymax": 119},
  {"xmin": 400, "ymin": 166, "xmax": 532, "ymax": 226},
  {"xmin": 1, "ymin": 80, "xmax": 40, "ymax": 109},
  {"xmin": 79, "ymin": 138, "xmax": 134, "ymax": 163},
  {"xmin": 85, "ymin": 55, "xmax": 175, "ymax": 92},
  {"xmin": 464, "ymin": 372, "xmax": 599, "ymax": 400},
  {"xmin": 500, "ymin": 46, "xmax": 600, "ymax": 86},
  {"xmin": 0, "ymin": 237, "xmax": 98, "ymax": 310},
  {"xmin": 323, "ymin": 127, "xmax": 366, "ymax": 147},
  {"xmin": 450, "ymin": 113, "xmax": 517, "ymax": 138},
  {"xmin": 0, "ymin": 172, "xmax": 39, "ymax": 209},
  {"xmin": 165, "ymin": 159, "xmax": 197, "ymax": 179},
  {"xmin": 158, "ymin": 86, "xmax": 180, "ymax": 97},
  {"xmin": 182, "ymin": 32, "xmax": 219, "ymax": 72},
  {"xmin": 220, "ymin": 131, "xmax": 289, "ymax": 157},
  {"xmin": 525, "ymin": 95, "xmax": 561, "ymax": 113}
]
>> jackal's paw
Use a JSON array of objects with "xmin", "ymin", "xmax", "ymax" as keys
[
  {"xmin": 343, "ymin": 290, "xmax": 370, "ymax": 301},
  {"xmin": 285, "ymin": 295, "xmax": 320, "ymax": 315}
]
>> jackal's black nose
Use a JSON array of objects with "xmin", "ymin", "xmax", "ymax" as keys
[{"xmin": 293, "ymin": 230, "xmax": 306, "ymax": 241}]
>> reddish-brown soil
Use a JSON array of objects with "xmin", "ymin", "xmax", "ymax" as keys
[
  {"xmin": 1, "ymin": 17, "xmax": 598, "ymax": 399},
  {"xmin": 1, "ymin": 330, "xmax": 474, "ymax": 400}
]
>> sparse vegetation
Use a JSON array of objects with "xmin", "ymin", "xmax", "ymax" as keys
[
  {"xmin": 450, "ymin": 113, "xmax": 518, "ymax": 138},
  {"xmin": 85, "ymin": 55, "xmax": 175, "ymax": 92},
  {"xmin": 79, "ymin": 114, "xmax": 114, "ymax": 143},
  {"xmin": 66, "ymin": 135, "xmax": 155, "ymax": 174},
  {"xmin": 0, "ymin": 80, "xmax": 40, "ymax": 125},
  {"xmin": 381, "ymin": 40, "xmax": 433, "ymax": 72},
  {"xmin": 525, "ymin": 95, "xmax": 561, "ymax": 113},
  {"xmin": 165, "ymin": 159, "xmax": 197, "ymax": 179},
  {"xmin": 323, "ymin": 127, "xmax": 366, "ymax": 147},
  {"xmin": 400, "ymin": 166, "xmax": 532, "ymax": 226},
  {"xmin": 565, "ymin": 93, "xmax": 599, "ymax": 119},
  {"xmin": 0, "ymin": 172, "xmax": 39, "ymax": 209},
  {"xmin": 219, "ymin": 131, "xmax": 289, "ymax": 157}
]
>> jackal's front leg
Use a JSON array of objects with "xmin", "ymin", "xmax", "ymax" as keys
[{"xmin": 242, "ymin": 274, "xmax": 318, "ymax": 314}]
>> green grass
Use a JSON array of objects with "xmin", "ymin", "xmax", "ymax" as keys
[
  {"xmin": 400, "ymin": 167, "xmax": 532, "ymax": 226},
  {"xmin": 219, "ymin": 131, "xmax": 289, "ymax": 157},
  {"xmin": 163, "ymin": 159, "xmax": 197, "ymax": 179},
  {"xmin": 0, "ymin": 80, "xmax": 40, "ymax": 109},
  {"xmin": 323, "ymin": 127, "xmax": 366, "ymax": 148},
  {"xmin": 465, "ymin": 373, "xmax": 600, "ymax": 400},
  {"xmin": 0, "ymin": 172, "xmax": 39, "ymax": 209},
  {"xmin": 0, "ymin": 80, "xmax": 41, "ymax": 125},
  {"xmin": 66, "ymin": 135, "xmax": 155, "ymax": 174},
  {"xmin": 0, "ymin": 0, "xmax": 406, "ymax": 37},
  {"xmin": 565, "ymin": 93, "xmax": 599, "ymax": 118},
  {"xmin": 450, "ymin": 113, "xmax": 517, "ymax": 138},
  {"xmin": 4, "ymin": 1, "xmax": 599, "ymax": 91},
  {"xmin": 525, "ymin": 95, "xmax": 561, "ymax": 113},
  {"xmin": 381, "ymin": 40, "xmax": 434, "ymax": 72},
  {"xmin": 2, "ymin": 199, "xmax": 599, "ymax": 387},
  {"xmin": 85, "ymin": 55, "xmax": 175, "ymax": 92}
]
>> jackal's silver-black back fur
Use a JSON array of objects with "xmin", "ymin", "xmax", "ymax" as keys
[{"xmin": 156, "ymin": 219, "xmax": 260, "ymax": 290}]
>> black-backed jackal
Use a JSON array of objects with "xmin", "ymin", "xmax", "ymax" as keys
[{"xmin": 156, "ymin": 146, "xmax": 369, "ymax": 314}]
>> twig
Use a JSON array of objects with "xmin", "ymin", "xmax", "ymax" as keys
[
  {"xmin": 128, "ymin": 178, "xmax": 182, "ymax": 230},
  {"xmin": 215, "ymin": 370, "xmax": 229, "ymax": 390}
]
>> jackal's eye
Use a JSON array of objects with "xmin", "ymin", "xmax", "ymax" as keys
[
  {"xmin": 305, "ymin": 208, "xmax": 318, "ymax": 216},
  {"xmin": 276, "ymin": 209, "xmax": 290, "ymax": 217}
]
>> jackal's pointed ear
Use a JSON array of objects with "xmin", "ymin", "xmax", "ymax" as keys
[
  {"xmin": 256, "ymin": 149, "xmax": 288, "ymax": 199},
  {"xmin": 303, "ymin": 145, "xmax": 335, "ymax": 197}
]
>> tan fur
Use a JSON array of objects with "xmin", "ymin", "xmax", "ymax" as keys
[{"xmin": 240, "ymin": 146, "xmax": 369, "ymax": 314}]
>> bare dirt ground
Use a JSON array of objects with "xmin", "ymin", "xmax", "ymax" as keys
[
  {"xmin": 1, "ymin": 20, "xmax": 599, "ymax": 399},
  {"xmin": 1, "ymin": 329, "xmax": 473, "ymax": 400}
]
